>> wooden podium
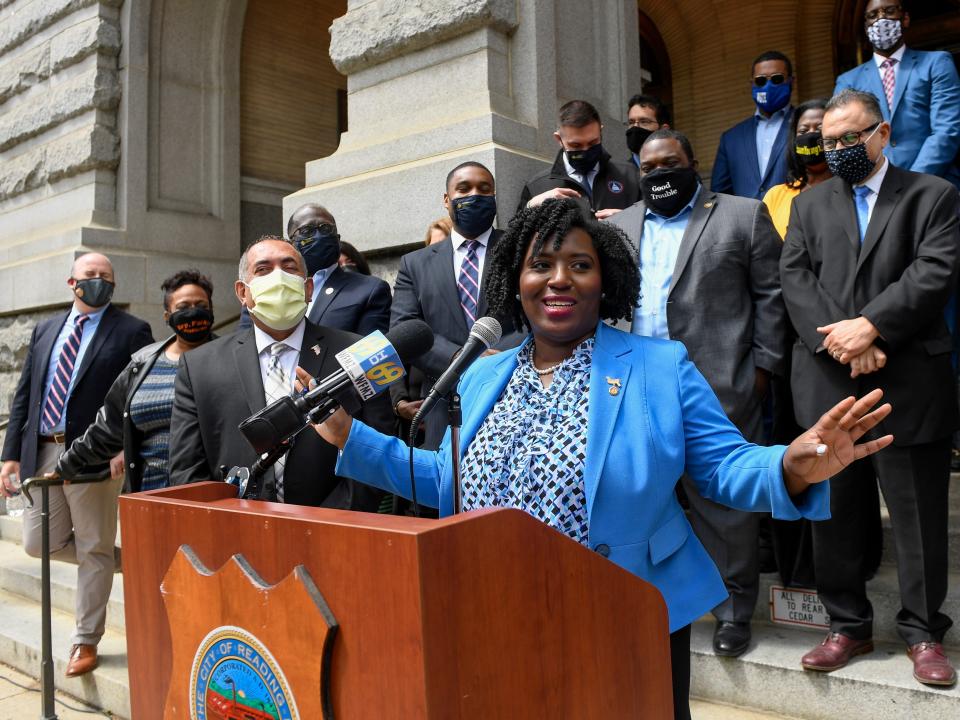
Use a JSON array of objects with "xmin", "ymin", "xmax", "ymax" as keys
[{"xmin": 119, "ymin": 482, "xmax": 672, "ymax": 719}]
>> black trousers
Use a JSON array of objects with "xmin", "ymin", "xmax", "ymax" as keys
[
  {"xmin": 670, "ymin": 624, "xmax": 692, "ymax": 720},
  {"xmin": 812, "ymin": 437, "xmax": 953, "ymax": 645}
]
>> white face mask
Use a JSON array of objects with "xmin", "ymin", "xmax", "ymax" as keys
[
  {"xmin": 866, "ymin": 18, "xmax": 902, "ymax": 51},
  {"xmin": 244, "ymin": 267, "xmax": 307, "ymax": 331}
]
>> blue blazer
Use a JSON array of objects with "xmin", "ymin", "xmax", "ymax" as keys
[
  {"xmin": 835, "ymin": 49, "xmax": 960, "ymax": 187},
  {"xmin": 711, "ymin": 109, "xmax": 793, "ymax": 200},
  {"xmin": 337, "ymin": 323, "xmax": 829, "ymax": 632}
]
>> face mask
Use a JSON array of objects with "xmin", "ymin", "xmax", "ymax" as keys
[
  {"xmin": 640, "ymin": 167, "xmax": 699, "ymax": 218},
  {"xmin": 626, "ymin": 126, "xmax": 653, "ymax": 155},
  {"xmin": 244, "ymin": 268, "xmax": 308, "ymax": 331},
  {"xmin": 566, "ymin": 143, "xmax": 604, "ymax": 175},
  {"xmin": 752, "ymin": 79, "xmax": 792, "ymax": 115},
  {"xmin": 73, "ymin": 277, "xmax": 114, "ymax": 308},
  {"xmin": 168, "ymin": 306, "xmax": 214, "ymax": 343},
  {"xmin": 866, "ymin": 18, "xmax": 902, "ymax": 51},
  {"xmin": 294, "ymin": 228, "xmax": 341, "ymax": 276},
  {"xmin": 451, "ymin": 194, "xmax": 497, "ymax": 238},
  {"xmin": 340, "ymin": 263, "xmax": 360, "ymax": 273},
  {"xmin": 794, "ymin": 132, "xmax": 825, "ymax": 166},
  {"xmin": 825, "ymin": 144, "xmax": 878, "ymax": 186}
]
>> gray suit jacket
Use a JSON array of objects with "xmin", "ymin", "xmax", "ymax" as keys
[{"xmin": 609, "ymin": 188, "xmax": 787, "ymax": 436}]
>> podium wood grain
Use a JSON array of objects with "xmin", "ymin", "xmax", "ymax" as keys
[{"xmin": 120, "ymin": 482, "xmax": 673, "ymax": 718}]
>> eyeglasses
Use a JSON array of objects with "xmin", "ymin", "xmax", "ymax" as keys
[
  {"xmin": 291, "ymin": 222, "xmax": 338, "ymax": 246},
  {"xmin": 822, "ymin": 122, "xmax": 880, "ymax": 151},
  {"xmin": 865, "ymin": 4, "xmax": 902, "ymax": 22},
  {"xmin": 753, "ymin": 73, "xmax": 787, "ymax": 87},
  {"xmin": 625, "ymin": 117, "xmax": 660, "ymax": 129}
]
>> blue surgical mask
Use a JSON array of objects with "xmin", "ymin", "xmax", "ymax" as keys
[
  {"xmin": 451, "ymin": 194, "xmax": 497, "ymax": 238},
  {"xmin": 752, "ymin": 78, "xmax": 792, "ymax": 115}
]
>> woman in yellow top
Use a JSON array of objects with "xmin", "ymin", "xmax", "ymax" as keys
[{"xmin": 763, "ymin": 98, "xmax": 832, "ymax": 240}]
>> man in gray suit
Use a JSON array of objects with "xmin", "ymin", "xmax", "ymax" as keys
[{"xmin": 609, "ymin": 129, "xmax": 787, "ymax": 657}]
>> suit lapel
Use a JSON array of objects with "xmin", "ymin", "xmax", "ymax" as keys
[
  {"xmin": 741, "ymin": 120, "xmax": 762, "ymax": 187},
  {"xmin": 307, "ymin": 267, "xmax": 346, "ymax": 325},
  {"xmin": 583, "ymin": 324, "xmax": 630, "ymax": 516},
  {"xmin": 830, "ymin": 181, "xmax": 862, "ymax": 251},
  {"xmin": 862, "ymin": 61, "xmax": 891, "ymax": 122},
  {"xmin": 296, "ymin": 321, "xmax": 330, "ymax": 379},
  {"xmin": 432, "ymin": 238, "xmax": 469, "ymax": 336},
  {"xmin": 668, "ymin": 189, "xmax": 716, "ymax": 296},
  {"xmin": 761, "ymin": 107, "xmax": 793, "ymax": 185},
  {"xmin": 233, "ymin": 329, "xmax": 267, "ymax": 415},
  {"xmin": 32, "ymin": 311, "xmax": 68, "ymax": 399},
  {"xmin": 857, "ymin": 166, "xmax": 904, "ymax": 273},
  {"xmin": 72, "ymin": 306, "xmax": 118, "ymax": 388},
  {"xmin": 890, "ymin": 49, "xmax": 915, "ymax": 119}
]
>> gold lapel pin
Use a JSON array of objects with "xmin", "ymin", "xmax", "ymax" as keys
[
  {"xmin": 704, "ymin": 202, "xmax": 714, "ymax": 209},
  {"xmin": 606, "ymin": 376, "xmax": 621, "ymax": 396}
]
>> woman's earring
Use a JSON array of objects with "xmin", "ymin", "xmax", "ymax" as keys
[
  {"xmin": 601, "ymin": 292, "xmax": 606, "ymax": 299},
  {"xmin": 515, "ymin": 293, "xmax": 521, "ymax": 300}
]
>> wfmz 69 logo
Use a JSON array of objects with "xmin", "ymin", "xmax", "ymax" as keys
[{"xmin": 336, "ymin": 332, "xmax": 405, "ymax": 400}]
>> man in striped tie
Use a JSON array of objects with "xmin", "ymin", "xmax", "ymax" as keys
[{"xmin": 0, "ymin": 252, "xmax": 153, "ymax": 677}]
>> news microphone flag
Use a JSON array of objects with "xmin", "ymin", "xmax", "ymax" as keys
[{"xmin": 334, "ymin": 331, "xmax": 406, "ymax": 401}]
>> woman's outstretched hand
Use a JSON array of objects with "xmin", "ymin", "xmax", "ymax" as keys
[
  {"xmin": 313, "ymin": 407, "xmax": 353, "ymax": 449},
  {"xmin": 782, "ymin": 388, "xmax": 893, "ymax": 495}
]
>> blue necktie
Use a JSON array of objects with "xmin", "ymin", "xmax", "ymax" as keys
[
  {"xmin": 457, "ymin": 240, "xmax": 481, "ymax": 326},
  {"xmin": 854, "ymin": 185, "xmax": 872, "ymax": 244}
]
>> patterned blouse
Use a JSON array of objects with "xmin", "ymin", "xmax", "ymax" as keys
[
  {"xmin": 460, "ymin": 337, "xmax": 593, "ymax": 545},
  {"xmin": 129, "ymin": 354, "xmax": 179, "ymax": 491}
]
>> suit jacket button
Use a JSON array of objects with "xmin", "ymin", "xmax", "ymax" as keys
[{"xmin": 594, "ymin": 543, "xmax": 610, "ymax": 557}]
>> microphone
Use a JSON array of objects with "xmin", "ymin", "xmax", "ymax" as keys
[
  {"xmin": 238, "ymin": 319, "xmax": 434, "ymax": 454},
  {"xmin": 413, "ymin": 317, "xmax": 502, "ymax": 426}
]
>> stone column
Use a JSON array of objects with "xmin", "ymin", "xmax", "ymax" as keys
[{"xmin": 284, "ymin": 0, "xmax": 642, "ymax": 262}]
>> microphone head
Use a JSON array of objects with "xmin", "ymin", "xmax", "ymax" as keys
[
  {"xmin": 385, "ymin": 319, "xmax": 435, "ymax": 365},
  {"xmin": 469, "ymin": 316, "xmax": 502, "ymax": 349}
]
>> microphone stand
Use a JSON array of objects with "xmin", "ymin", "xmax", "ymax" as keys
[
  {"xmin": 448, "ymin": 393, "xmax": 463, "ymax": 514},
  {"xmin": 224, "ymin": 440, "xmax": 290, "ymax": 501}
]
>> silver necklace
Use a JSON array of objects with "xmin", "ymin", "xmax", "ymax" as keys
[{"xmin": 531, "ymin": 343, "xmax": 563, "ymax": 376}]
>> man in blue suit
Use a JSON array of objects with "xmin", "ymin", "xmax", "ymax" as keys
[
  {"xmin": 834, "ymin": 1, "xmax": 960, "ymax": 188},
  {"xmin": 712, "ymin": 51, "xmax": 795, "ymax": 200}
]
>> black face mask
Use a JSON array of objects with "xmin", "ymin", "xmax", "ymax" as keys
[
  {"xmin": 639, "ymin": 167, "xmax": 700, "ymax": 217},
  {"xmin": 794, "ymin": 131, "xmax": 825, "ymax": 167},
  {"xmin": 168, "ymin": 306, "xmax": 214, "ymax": 343},
  {"xmin": 294, "ymin": 227, "xmax": 341, "ymax": 276},
  {"xmin": 73, "ymin": 277, "xmax": 114, "ymax": 308},
  {"xmin": 626, "ymin": 126, "xmax": 653, "ymax": 155},
  {"xmin": 566, "ymin": 143, "xmax": 604, "ymax": 175},
  {"xmin": 451, "ymin": 194, "xmax": 497, "ymax": 238}
]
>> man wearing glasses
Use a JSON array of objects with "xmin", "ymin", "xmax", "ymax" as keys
[
  {"xmin": 834, "ymin": 1, "xmax": 960, "ymax": 188},
  {"xmin": 712, "ymin": 50, "xmax": 795, "ymax": 200},
  {"xmin": 781, "ymin": 88, "xmax": 959, "ymax": 687},
  {"xmin": 624, "ymin": 94, "xmax": 670, "ymax": 170}
]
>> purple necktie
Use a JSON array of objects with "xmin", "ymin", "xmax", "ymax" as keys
[
  {"xmin": 457, "ymin": 240, "xmax": 481, "ymax": 327},
  {"xmin": 42, "ymin": 314, "xmax": 90, "ymax": 431}
]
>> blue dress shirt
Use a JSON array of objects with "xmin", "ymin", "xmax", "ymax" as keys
[
  {"xmin": 755, "ymin": 108, "xmax": 788, "ymax": 177},
  {"xmin": 309, "ymin": 262, "xmax": 339, "ymax": 305},
  {"xmin": 40, "ymin": 304, "xmax": 108, "ymax": 434},
  {"xmin": 632, "ymin": 185, "xmax": 701, "ymax": 339}
]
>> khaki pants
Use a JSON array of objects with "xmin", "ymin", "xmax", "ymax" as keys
[{"xmin": 22, "ymin": 442, "xmax": 122, "ymax": 646}]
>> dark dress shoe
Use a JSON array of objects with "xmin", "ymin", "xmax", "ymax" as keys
[
  {"xmin": 713, "ymin": 621, "xmax": 751, "ymax": 657},
  {"xmin": 801, "ymin": 632, "xmax": 873, "ymax": 672},
  {"xmin": 908, "ymin": 642, "xmax": 957, "ymax": 686},
  {"xmin": 65, "ymin": 643, "xmax": 98, "ymax": 677}
]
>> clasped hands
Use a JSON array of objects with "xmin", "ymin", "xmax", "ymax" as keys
[{"xmin": 818, "ymin": 316, "xmax": 885, "ymax": 378}]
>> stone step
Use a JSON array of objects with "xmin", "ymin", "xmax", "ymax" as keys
[
  {"xmin": 0, "ymin": 538, "xmax": 125, "ymax": 634},
  {"xmin": 0, "ymin": 514, "xmax": 21, "ymax": 544},
  {"xmin": 0, "ymin": 587, "xmax": 129, "ymax": 719},
  {"xmin": 691, "ymin": 619, "xmax": 960, "ymax": 720},
  {"xmin": 752, "ymin": 566, "xmax": 960, "ymax": 648}
]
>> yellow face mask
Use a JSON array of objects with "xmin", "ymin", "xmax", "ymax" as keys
[{"xmin": 245, "ymin": 267, "xmax": 308, "ymax": 331}]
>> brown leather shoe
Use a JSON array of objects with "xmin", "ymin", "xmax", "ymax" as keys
[
  {"xmin": 801, "ymin": 632, "xmax": 874, "ymax": 672},
  {"xmin": 65, "ymin": 644, "xmax": 98, "ymax": 677},
  {"xmin": 908, "ymin": 642, "xmax": 957, "ymax": 686}
]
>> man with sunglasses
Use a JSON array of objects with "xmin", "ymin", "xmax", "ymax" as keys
[
  {"xmin": 781, "ymin": 88, "xmax": 959, "ymax": 687},
  {"xmin": 712, "ymin": 50, "xmax": 795, "ymax": 200},
  {"xmin": 834, "ymin": 1, "xmax": 960, "ymax": 188}
]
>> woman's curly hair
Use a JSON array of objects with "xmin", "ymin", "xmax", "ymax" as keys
[{"xmin": 485, "ymin": 198, "xmax": 639, "ymax": 332}]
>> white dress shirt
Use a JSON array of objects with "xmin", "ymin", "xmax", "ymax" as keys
[
  {"xmin": 451, "ymin": 225, "xmax": 492, "ymax": 280},
  {"xmin": 855, "ymin": 156, "xmax": 890, "ymax": 222},
  {"xmin": 873, "ymin": 44, "xmax": 907, "ymax": 91},
  {"xmin": 253, "ymin": 319, "xmax": 306, "ymax": 395}
]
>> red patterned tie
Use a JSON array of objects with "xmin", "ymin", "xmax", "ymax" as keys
[
  {"xmin": 881, "ymin": 58, "xmax": 897, "ymax": 111},
  {"xmin": 41, "ymin": 314, "xmax": 90, "ymax": 432}
]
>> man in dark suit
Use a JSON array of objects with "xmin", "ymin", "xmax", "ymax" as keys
[
  {"xmin": 609, "ymin": 129, "xmax": 787, "ymax": 658},
  {"xmin": 712, "ymin": 50, "xmax": 795, "ymax": 200},
  {"xmin": 781, "ymin": 89, "xmax": 959, "ymax": 685},
  {"xmin": 169, "ymin": 236, "xmax": 389, "ymax": 509},
  {"xmin": 391, "ymin": 161, "xmax": 522, "ymax": 450},
  {"xmin": 518, "ymin": 100, "xmax": 639, "ymax": 220},
  {"xmin": 238, "ymin": 204, "xmax": 392, "ymax": 335},
  {"xmin": 0, "ymin": 252, "xmax": 153, "ymax": 677},
  {"xmin": 834, "ymin": 0, "xmax": 960, "ymax": 187}
]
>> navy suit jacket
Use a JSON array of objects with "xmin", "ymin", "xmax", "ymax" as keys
[
  {"xmin": 711, "ymin": 108, "xmax": 794, "ymax": 200},
  {"xmin": 835, "ymin": 48, "xmax": 960, "ymax": 187},
  {"xmin": 1, "ymin": 305, "xmax": 154, "ymax": 479}
]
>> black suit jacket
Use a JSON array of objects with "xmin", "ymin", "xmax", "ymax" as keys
[
  {"xmin": 1, "ymin": 305, "xmax": 154, "ymax": 479},
  {"xmin": 517, "ymin": 149, "xmax": 640, "ymax": 215},
  {"xmin": 238, "ymin": 268, "xmax": 391, "ymax": 336},
  {"xmin": 389, "ymin": 232, "xmax": 523, "ymax": 448},
  {"xmin": 780, "ymin": 164, "xmax": 960, "ymax": 445},
  {"xmin": 168, "ymin": 321, "xmax": 391, "ymax": 509}
]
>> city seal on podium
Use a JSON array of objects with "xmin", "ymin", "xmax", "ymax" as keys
[{"xmin": 190, "ymin": 625, "xmax": 297, "ymax": 720}]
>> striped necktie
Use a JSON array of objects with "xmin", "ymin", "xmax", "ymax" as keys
[
  {"xmin": 881, "ymin": 58, "xmax": 897, "ymax": 111},
  {"xmin": 264, "ymin": 342, "xmax": 291, "ymax": 500},
  {"xmin": 41, "ymin": 314, "xmax": 90, "ymax": 433},
  {"xmin": 457, "ymin": 240, "xmax": 481, "ymax": 327}
]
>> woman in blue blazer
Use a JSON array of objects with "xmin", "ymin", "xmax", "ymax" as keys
[{"xmin": 315, "ymin": 199, "xmax": 893, "ymax": 719}]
